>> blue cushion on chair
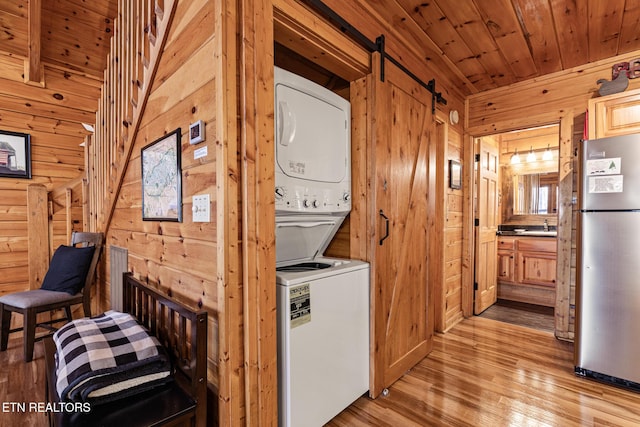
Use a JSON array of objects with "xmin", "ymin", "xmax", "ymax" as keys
[{"xmin": 40, "ymin": 245, "xmax": 96, "ymax": 295}]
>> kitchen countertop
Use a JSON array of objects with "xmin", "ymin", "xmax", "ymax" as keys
[
  {"xmin": 496, "ymin": 230, "xmax": 557, "ymax": 237},
  {"xmin": 496, "ymin": 225, "xmax": 557, "ymax": 238}
]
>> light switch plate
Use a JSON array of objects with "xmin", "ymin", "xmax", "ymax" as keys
[{"xmin": 192, "ymin": 194, "xmax": 210, "ymax": 222}]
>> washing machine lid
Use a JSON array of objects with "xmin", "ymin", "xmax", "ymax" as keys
[
  {"xmin": 275, "ymin": 215, "xmax": 345, "ymax": 265},
  {"xmin": 275, "ymin": 67, "xmax": 350, "ymax": 184}
]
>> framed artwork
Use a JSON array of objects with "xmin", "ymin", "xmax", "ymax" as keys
[
  {"xmin": 449, "ymin": 159, "xmax": 462, "ymax": 189},
  {"xmin": 141, "ymin": 128, "xmax": 182, "ymax": 221},
  {"xmin": 0, "ymin": 130, "xmax": 31, "ymax": 179}
]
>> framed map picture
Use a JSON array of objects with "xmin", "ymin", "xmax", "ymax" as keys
[
  {"xmin": 0, "ymin": 130, "xmax": 31, "ymax": 179},
  {"xmin": 141, "ymin": 128, "xmax": 182, "ymax": 221}
]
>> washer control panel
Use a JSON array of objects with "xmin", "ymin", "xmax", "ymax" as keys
[{"xmin": 275, "ymin": 184, "xmax": 351, "ymax": 214}]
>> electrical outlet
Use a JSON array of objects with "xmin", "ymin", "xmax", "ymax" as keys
[{"xmin": 192, "ymin": 194, "xmax": 210, "ymax": 222}]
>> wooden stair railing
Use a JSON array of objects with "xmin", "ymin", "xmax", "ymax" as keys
[{"xmin": 86, "ymin": 0, "xmax": 177, "ymax": 233}]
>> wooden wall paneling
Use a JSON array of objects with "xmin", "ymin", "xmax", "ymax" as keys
[
  {"xmin": 467, "ymin": 50, "xmax": 640, "ymax": 134},
  {"xmin": 0, "ymin": 122, "xmax": 84, "ymax": 297},
  {"xmin": 32, "ymin": 144, "xmax": 83, "ymax": 167},
  {"xmin": 43, "ymin": 66, "xmax": 102, "ymax": 98},
  {"xmin": 0, "ymin": 0, "xmax": 27, "ymax": 58},
  {"xmin": 109, "ymin": 200, "xmax": 216, "ymax": 242},
  {"xmin": 26, "ymin": 184, "xmax": 49, "ymax": 290},
  {"xmin": 41, "ymin": 17, "xmax": 113, "ymax": 77},
  {"xmin": 273, "ymin": 0, "xmax": 370, "ymax": 82},
  {"xmin": 0, "ymin": 55, "xmax": 27, "ymax": 82},
  {"xmin": 568, "ymin": 114, "xmax": 583, "ymax": 337},
  {"xmin": 431, "ymin": 112, "xmax": 446, "ymax": 332},
  {"xmin": 0, "ymin": 111, "xmax": 86, "ymax": 293},
  {"xmin": 0, "ymin": 73, "xmax": 98, "ymax": 113},
  {"xmin": 238, "ymin": 0, "xmax": 277, "ymax": 424},
  {"xmin": 349, "ymin": 76, "xmax": 369, "ymax": 261},
  {"xmin": 0, "ymin": 93, "xmax": 95, "ymax": 124},
  {"xmin": 554, "ymin": 114, "xmax": 574, "ymax": 340},
  {"xmin": 461, "ymin": 109, "xmax": 475, "ymax": 317},
  {"xmin": 444, "ymin": 127, "xmax": 464, "ymax": 330},
  {"xmin": 0, "ymin": 111, "xmax": 88, "ymax": 138},
  {"xmin": 215, "ymin": 0, "xmax": 244, "ymax": 424},
  {"xmin": 109, "ymin": 230, "xmax": 216, "ymax": 285}
]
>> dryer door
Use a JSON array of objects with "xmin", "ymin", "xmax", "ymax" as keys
[{"xmin": 275, "ymin": 82, "xmax": 349, "ymax": 183}]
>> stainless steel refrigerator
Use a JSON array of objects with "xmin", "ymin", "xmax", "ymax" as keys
[{"xmin": 575, "ymin": 133, "xmax": 640, "ymax": 390}]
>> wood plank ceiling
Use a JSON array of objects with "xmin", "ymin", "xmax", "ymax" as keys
[
  {"xmin": 1, "ymin": 0, "xmax": 117, "ymax": 80},
  {"xmin": 392, "ymin": 0, "xmax": 640, "ymax": 94},
  {"xmin": 1, "ymin": 0, "xmax": 639, "ymax": 116},
  {"xmin": 0, "ymin": 0, "xmax": 117, "ymax": 135}
]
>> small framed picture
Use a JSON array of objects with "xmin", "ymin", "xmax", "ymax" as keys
[
  {"xmin": 0, "ymin": 130, "xmax": 31, "ymax": 179},
  {"xmin": 449, "ymin": 159, "xmax": 462, "ymax": 189},
  {"xmin": 141, "ymin": 128, "xmax": 182, "ymax": 221}
]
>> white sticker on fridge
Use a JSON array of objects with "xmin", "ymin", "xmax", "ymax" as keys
[
  {"xmin": 588, "ymin": 175, "xmax": 624, "ymax": 193},
  {"xmin": 586, "ymin": 157, "xmax": 621, "ymax": 176}
]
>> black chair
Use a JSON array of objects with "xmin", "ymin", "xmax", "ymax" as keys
[{"xmin": 0, "ymin": 231, "xmax": 103, "ymax": 362}]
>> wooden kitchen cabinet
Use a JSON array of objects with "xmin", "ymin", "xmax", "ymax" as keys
[
  {"xmin": 497, "ymin": 236, "xmax": 557, "ymax": 307},
  {"xmin": 589, "ymin": 87, "xmax": 640, "ymax": 139},
  {"xmin": 497, "ymin": 237, "xmax": 515, "ymax": 283}
]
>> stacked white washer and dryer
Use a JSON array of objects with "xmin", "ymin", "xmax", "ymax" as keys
[{"xmin": 274, "ymin": 66, "xmax": 370, "ymax": 427}]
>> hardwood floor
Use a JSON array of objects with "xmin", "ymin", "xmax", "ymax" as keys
[
  {"xmin": 3, "ymin": 317, "xmax": 640, "ymax": 427},
  {"xmin": 478, "ymin": 299, "xmax": 555, "ymax": 332},
  {"xmin": 0, "ymin": 339, "xmax": 48, "ymax": 427},
  {"xmin": 328, "ymin": 316, "xmax": 640, "ymax": 427}
]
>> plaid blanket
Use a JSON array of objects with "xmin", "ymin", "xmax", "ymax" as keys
[{"xmin": 53, "ymin": 310, "xmax": 173, "ymax": 405}]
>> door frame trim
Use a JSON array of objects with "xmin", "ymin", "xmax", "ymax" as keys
[{"xmin": 464, "ymin": 112, "xmax": 574, "ymax": 337}]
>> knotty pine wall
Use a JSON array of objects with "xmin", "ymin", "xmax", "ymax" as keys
[
  {"xmin": 0, "ymin": 94, "xmax": 88, "ymax": 297},
  {"xmin": 467, "ymin": 49, "xmax": 640, "ymax": 341},
  {"xmin": 103, "ymin": 0, "xmax": 218, "ymax": 395},
  {"xmin": 442, "ymin": 125, "xmax": 465, "ymax": 331}
]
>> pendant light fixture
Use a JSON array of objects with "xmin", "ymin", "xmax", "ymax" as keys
[
  {"xmin": 542, "ymin": 144, "xmax": 553, "ymax": 161},
  {"xmin": 510, "ymin": 148, "xmax": 520, "ymax": 164},
  {"xmin": 526, "ymin": 146, "xmax": 536, "ymax": 162}
]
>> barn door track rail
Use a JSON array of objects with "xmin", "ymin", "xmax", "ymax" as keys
[{"xmin": 303, "ymin": 0, "xmax": 447, "ymax": 114}]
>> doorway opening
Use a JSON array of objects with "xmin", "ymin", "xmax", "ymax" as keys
[
  {"xmin": 473, "ymin": 124, "xmax": 560, "ymax": 332},
  {"xmin": 479, "ymin": 300, "xmax": 554, "ymax": 332}
]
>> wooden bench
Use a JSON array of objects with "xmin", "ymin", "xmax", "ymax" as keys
[{"xmin": 44, "ymin": 272, "xmax": 207, "ymax": 427}]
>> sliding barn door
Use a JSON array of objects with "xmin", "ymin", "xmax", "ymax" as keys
[
  {"xmin": 474, "ymin": 137, "xmax": 499, "ymax": 314},
  {"xmin": 369, "ymin": 56, "xmax": 433, "ymax": 397}
]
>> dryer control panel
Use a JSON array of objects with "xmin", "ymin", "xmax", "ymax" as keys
[{"xmin": 275, "ymin": 182, "xmax": 351, "ymax": 214}]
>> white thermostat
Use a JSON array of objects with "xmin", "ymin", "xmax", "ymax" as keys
[{"xmin": 189, "ymin": 120, "xmax": 205, "ymax": 144}]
